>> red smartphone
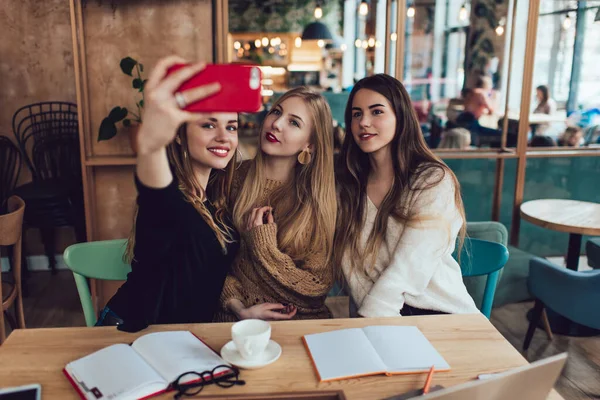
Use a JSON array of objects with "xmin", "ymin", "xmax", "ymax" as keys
[{"xmin": 167, "ymin": 64, "xmax": 262, "ymax": 113}]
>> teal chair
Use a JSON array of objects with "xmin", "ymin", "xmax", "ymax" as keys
[
  {"xmin": 455, "ymin": 237, "xmax": 509, "ymax": 318},
  {"xmin": 63, "ymin": 239, "xmax": 131, "ymax": 326},
  {"xmin": 523, "ymin": 257, "xmax": 600, "ymax": 349}
]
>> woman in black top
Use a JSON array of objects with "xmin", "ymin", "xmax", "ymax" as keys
[{"xmin": 97, "ymin": 56, "xmax": 240, "ymax": 331}]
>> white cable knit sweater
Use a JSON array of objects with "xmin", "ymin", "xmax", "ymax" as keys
[{"xmin": 342, "ymin": 171, "xmax": 479, "ymax": 317}]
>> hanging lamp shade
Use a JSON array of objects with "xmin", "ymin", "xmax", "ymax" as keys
[{"xmin": 301, "ymin": 22, "xmax": 333, "ymax": 41}]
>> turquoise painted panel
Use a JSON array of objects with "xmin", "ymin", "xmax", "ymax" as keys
[
  {"xmin": 444, "ymin": 158, "xmax": 516, "ymax": 224},
  {"xmin": 446, "ymin": 156, "xmax": 600, "ymax": 258},
  {"xmin": 519, "ymin": 156, "xmax": 600, "ymax": 257}
]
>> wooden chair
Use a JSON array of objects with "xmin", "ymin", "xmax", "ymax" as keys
[{"xmin": 0, "ymin": 196, "xmax": 26, "ymax": 343}]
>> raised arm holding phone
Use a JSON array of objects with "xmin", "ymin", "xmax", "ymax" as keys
[{"xmin": 98, "ymin": 56, "xmax": 242, "ymax": 331}]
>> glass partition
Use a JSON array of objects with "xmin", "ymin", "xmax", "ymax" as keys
[{"xmin": 528, "ymin": 0, "xmax": 600, "ymax": 149}]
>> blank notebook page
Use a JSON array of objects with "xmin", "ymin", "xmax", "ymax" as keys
[
  {"xmin": 362, "ymin": 326, "xmax": 450, "ymax": 373},
  {"xmin": 304, "ymin": 328, "xmax": 386, "ymax": 381},
  {"xmin": 66, "ymin": 344, "xmax": 165, "ymax": 400}
]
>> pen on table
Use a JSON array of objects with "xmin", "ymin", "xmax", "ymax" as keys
[{"xmin": 422, "ymin": 366, "xmax": 435, "ymax": 394}]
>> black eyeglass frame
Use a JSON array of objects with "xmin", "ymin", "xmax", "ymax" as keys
[{"xmin": 171, "ymin": 364, "xmax": 245, "ymax": 399}]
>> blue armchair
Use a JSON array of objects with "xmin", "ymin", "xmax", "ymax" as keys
[
  {"xmin": 523, "ymin": 257, "xmax": 600, "ymax": 350},
  {"xmin": 587, "ymin": 238, "xmax": 600, "ymax": 269}
]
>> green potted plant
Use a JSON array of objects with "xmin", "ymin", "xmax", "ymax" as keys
[{"xmin": 98, "ymin": 56, "xmax": 147, "ymax": 152}]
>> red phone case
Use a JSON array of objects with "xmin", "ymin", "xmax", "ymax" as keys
[{"xmin": 167, "ymin": 64, "xmax": 262, "ymax": 113}]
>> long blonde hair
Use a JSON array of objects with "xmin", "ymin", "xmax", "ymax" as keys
[
  {"xmin": 333, "ymin": 74, "xmax": 466, "ymax": 278},
  {"xmin": 125, "ymin": 123, "xmax": 237, "ymax": 262},
  {"xmin": 232, "ymin": 87, "xmax": 337, "ymax": 261}
]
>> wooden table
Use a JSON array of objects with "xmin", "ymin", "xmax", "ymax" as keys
[
  {"xmin": 0, "ymin": 315, "xmax": 563, "ymax": 399},
  {"xmin": 521, "ymin": 199, "xmax": 600, "ymax": 271}
]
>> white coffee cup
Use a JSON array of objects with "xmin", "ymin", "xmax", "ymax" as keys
[{"xmin": 231, "ymin": 319, "xmax": 271, "ymax": 361}]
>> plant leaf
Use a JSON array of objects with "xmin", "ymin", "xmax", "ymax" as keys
[
  {"xmin": 123, "ymin": 118, "xmax": 131, "ymax": 127},
  {"xmin": 139, "ymin": 63, "xmax": 144, "ymax": 72},
  {"xmin": 108, "ymin": 106, "xmax": 128, "ymax": 122},
  {"xmin": 98, "ymin": 118, "xmax": 118, "ymax": 141},
  {"xmin": 132, "ymin": 78, "xmax": 143, "ymax": 89},
  {"xmin": 139, "ymin": 100, "xmax": 144, "ymax": 108},
  {"xmin": 140, "ymin": 79, "xmax": 148, "ymax": 92},
  {"xmin": 120, "ymin": 57, "xmax": 138, "ymax": 76}
]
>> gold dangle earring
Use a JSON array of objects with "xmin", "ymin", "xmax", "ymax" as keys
[{"xmin": 297, "ymin": 148, "xmax": 312, "ymax": 165}]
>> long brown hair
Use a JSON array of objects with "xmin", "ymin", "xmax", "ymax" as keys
[
  {"xmin": 536, "ymin": 85, "xmax": 549, "ymax": 106},
  {"xmin": 333, "ymin": 74, "xmax": 466, "ymax": 277},
  {"xmin": 232, "ymin": 87, "xmax": 337, "ymax": 261},
  {"xmin": 125, "ymin": 123, "xmax": 237, "ymax": 262}
]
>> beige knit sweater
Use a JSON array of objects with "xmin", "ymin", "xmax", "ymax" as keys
[{"xmin": 214, "ymin": 163, "xmax": 333, "ymax": 322}]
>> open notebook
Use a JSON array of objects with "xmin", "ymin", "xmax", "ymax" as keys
[
  {"xmin": 303, "ymin": 326, "xmax": 449, "ymax": 382},
  {"xmin": 63, "ymin": 331, "xmax": 232, "ymax": 400}
]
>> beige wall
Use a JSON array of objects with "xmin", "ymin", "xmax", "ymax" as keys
[
  {"xmin": 0, "ymin": 0, "xmax": 77, "ymax": 256},
  {"xmin": 1, "ymin": 0, "xmax": 215, "ymax": 262}
]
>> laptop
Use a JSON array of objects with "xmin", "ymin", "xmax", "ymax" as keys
[{"xmin": 386, "ymin": 353, "xmax": 567, "ymax": 400}]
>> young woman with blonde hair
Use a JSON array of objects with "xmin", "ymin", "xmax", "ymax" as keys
[
  {"xmin": 216, "ymin": 87, "xmax": 337, "ymax": 322},
  {"xmin": 98, "ymin": 57, "xmax": 241, "ymax": 330},
  {"xmin": 335, "ymin": 74, "xmax": 478, "ymax": 317}
]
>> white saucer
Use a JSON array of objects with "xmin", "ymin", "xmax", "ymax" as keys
[{"xmin": 220, "ymin": 340, "xmax": 282, "ymax": 369}]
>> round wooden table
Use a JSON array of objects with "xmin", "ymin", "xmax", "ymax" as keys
[{"xmin": 520, "ymin": 199, "xmax": 600, "ymax": 271}]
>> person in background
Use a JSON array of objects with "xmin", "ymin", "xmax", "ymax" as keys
[
  {"xmin": 98, "ymin": 57, "xmax": 241, "ymax": 331},
  {"xmin": 459, "ymin": 76, "xmax": 495, "ymax": 122},
  {"xmin": 456, "ymin": 76, "xmax": 499, "ymax": 146},
  {"xmin": 533, "ymin": 85, "xmax": 557, "ymax": 115},
  {"xmin": 532, "ymin": 85, "xmax": 557, "ymax": 135},
  {"xmin": 558, "ymin": 126, "xmax": 584, "ymax": 147},
  {"xmin": 334, "ymin": 74, "xmax": 478, "ymax": 318},
  {"xmin": 216, "ymin": 87, "xmax": 337, "ymax": 322},
  {"xmin": 438, "ymin": 128, "xmax": 472, "ymax": 149},
  {"xmin": 333, "ymin": 121, "xmax": 345, "ymax": 155},
  {"xmin": 529, "ymin": 135, "xmax": 557, "ymax": 147}
]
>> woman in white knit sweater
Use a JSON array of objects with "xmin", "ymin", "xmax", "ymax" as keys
[{"xmin": 334, "ymin": 74, "xmax": 479, "ymax": 317}]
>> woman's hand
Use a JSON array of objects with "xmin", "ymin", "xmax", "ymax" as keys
[
  {"xmin": 136, "ymin": 56, "xmax": 221, "ymax": 155},
  {"xmin": 227, "ymin": 299, "xmax": 296, "ymax": 320},
  {"xmin": 238, "ymin": 303, "xmax": 297, "ymax": 321},
  {"xmin": 244, "ymin": 206, "xmax": 274, "ymax": 232}
]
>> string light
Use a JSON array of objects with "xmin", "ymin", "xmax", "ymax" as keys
[
  {"xmin": 314, "ymin": 2, "xmax": 323, "ymax": 19},
  {"xmin": 359, "ymin": 1, "xmax": 368, "ymax": 16},
  {"xmin": 390, "ymin": 32, "xmax": 398, "ymax": 41},
  {"xmin": 317, "ymin": 39, "xmax": 325, "ymax": 48},
  {"xmin": 563, "ymin": 14, "xmax": 572, "ymax": 30},
  {"xmin": 295, "ymin": 37, "xmax": 302, "ymax": 48},
  {"xmin": 255, "ymin": 39, "xmax": 261, "ymax": 48},
  {"xmin": 496, "ymin": 17, "xmax": 506, "ymax": 36},
  {"xmin": 407, "ymin": 6, "xmax": 415, "ymax": 18},
  {"xmin": 355, "ymin": 39, "xmax": 362, "ymax": 48},
  {"xmin": 233, "ymin": 41, "xmax": 241, "ymax": 50},
  {"xmin": 459, "ymin": 2, "xmax": 468, "ymax": 21}
]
